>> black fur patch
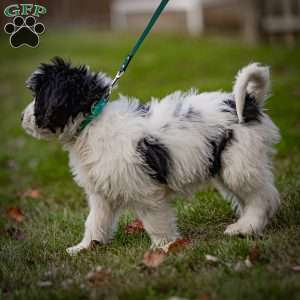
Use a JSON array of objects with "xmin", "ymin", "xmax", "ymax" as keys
[
  {"xmin": 26, "ymin": 57, "xmax": 111, "ymax": 132},
  {"xmin": 222, "ymin": 94, "xmax": 262, "ymax": 123},
  {"xmin": 135, "ymin": 103, "xmax": 151, "ymax": 116},
  {"xmin": 208, "ymin": 129, "xmax": 233, "ymax": 176},
  {"xmin": 221, "ymin": 99, "xmax": 236, "ymax": 113},
  {"xmin": 243, "ymin": 94, "xmax": 262, "ymax": 123},
  {"xmin": 137, "ymin": 136, "xmax": 172, "ymax": 184}
]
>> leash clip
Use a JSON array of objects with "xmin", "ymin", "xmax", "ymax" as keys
[{"xmin": 109, "ymin": 69, "xmax": 125, "ymax": 95}]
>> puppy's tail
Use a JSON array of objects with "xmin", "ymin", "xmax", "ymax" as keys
[{"xmin": 233, "ymin": 63, "xmax": 270, "ymax": 123}]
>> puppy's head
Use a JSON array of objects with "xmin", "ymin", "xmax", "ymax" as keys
[{"xmin": 21, "ymin": 57, "xmax": 111, "ymax": 140}]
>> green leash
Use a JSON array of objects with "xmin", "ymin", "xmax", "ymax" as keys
[{"xmin": 79, "ymin": 0, "xmax": 169, "ymax": 131}]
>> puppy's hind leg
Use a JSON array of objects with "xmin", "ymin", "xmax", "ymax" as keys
[
  {"xmin": 212, "ymin": 177, "xmax": 244, "ymax": 217},
  {"xmin": 135, "ymin": 199, "xmax": 179, "ymax": 248},
  {"xmin": 223, "ymin": 171, "xmax": 280, "ymax": 236},
  {"xmin": 66, "ymin": 193, "xmax": 118, "ymax": 255}
]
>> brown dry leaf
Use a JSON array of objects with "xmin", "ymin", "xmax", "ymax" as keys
[
  {"xmin": 6, "ymin": 227, "xmax": 26, "ymax": 240},
  {"xmin": 291, "ymin": 265, "xmax": 300, "ymax": 272},
  {"xmin": 86, "ymin": 266, "xmax": 111, "ymax": 287},
  {"xmin": 197, "ymin": 293, "xmax": 211, "ymax": 300},
  {"xmin": 294, "ymin": 87, "xmax": 300, "ymax": 97},
  {"xmin": 142, "ymin": 238, "xmax": 192, "ymax": 268},
  {"xmin": 143, "ymin": 249, "xmax": 167, "ymax": 268},
  {"xmin": 249, "ymin": 243, "xmax": 260, "ymax": 264},
  {"xmin": 124, "ymin": 219, "xmax": 144, "ymax": 234},
  {"xmin": 162, "ymin": 238, "xmax": 192, "ymax": 254},
  {"xmin": 23, "ymin": 189, "xmax": 42, "ymax": 199},
  {"xmin": 7, "ymin": 207, "xmax": 24, "ymax": 222}
]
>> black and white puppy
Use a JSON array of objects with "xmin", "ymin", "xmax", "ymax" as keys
[{"xmin": 22, "ymin": 57, "xmax": 280, "ymax": 255}]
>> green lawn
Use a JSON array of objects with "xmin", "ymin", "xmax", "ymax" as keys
[{"xmin": 0, "ymin": 31, "xmax": 300, "ymax": 300}]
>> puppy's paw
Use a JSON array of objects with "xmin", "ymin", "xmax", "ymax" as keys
[
  {"xmin": 66, "ymin": 240, "xmax": 102, "ymax": 255},
  {"xmin": 66, "ymin": 243, "xmax": 89, "ymax": 255},
  {"xmin": 224, "ymin": 222, "xmax": 258, "ymax": 236}
]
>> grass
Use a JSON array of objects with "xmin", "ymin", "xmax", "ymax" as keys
[{"xmin": 0, "ymin": 30, "xmax": 300, "ymax": 300}]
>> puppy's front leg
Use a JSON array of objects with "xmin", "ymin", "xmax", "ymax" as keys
[
  {"xmin": 136, "ymin": 200, "xmax": 179, "ymax": 248},
  {"xmin": 66, "ymin": 193, "xmax": 116, "ymax": 255}
]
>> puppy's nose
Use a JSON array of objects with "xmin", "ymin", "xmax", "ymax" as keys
[{"xmin": 21, "ymin": 112, "xmax": 24, "ymax": 122}]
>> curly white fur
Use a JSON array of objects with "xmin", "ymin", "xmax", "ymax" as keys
[{"xmin": 21, "ymin": 63, "xmax": 280, "ymax": 255}]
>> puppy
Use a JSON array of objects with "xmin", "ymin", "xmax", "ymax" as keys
[{"xmin": 22, "ymin": 57, "xmax": 280, "ymax": 255}]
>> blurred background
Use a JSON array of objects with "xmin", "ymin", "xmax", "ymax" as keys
[{"xmin": 1, "ymin": 0, "xmax": 300, "ymax": 46}]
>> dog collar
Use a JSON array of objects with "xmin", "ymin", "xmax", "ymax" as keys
[{"xmin": 79, "ymin": 97, "xmax": 108, "ymax": 131}]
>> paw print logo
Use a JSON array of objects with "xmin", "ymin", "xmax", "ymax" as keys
[{"xmin": 4, "ymin": 16, "xmax": 45, "ymax": 48}]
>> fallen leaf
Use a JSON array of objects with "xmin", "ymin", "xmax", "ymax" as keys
[
  {"xmin": 291, "ymin": 265, "xmax": 300, "ymax": 272},
  {"xmin": 124, "ymin": 219, "xmax": 144, "ymax": 234},
  {"xmin": 142, "ymin": 238, "xmax": 191, "ymax": 268},
  {"xmin": 23, "ymin": 189, "xmax": 42, "ymax": 199},
  {"xmin": 197, "ymin": 293, "xmax": 211, "ymax": 300},
  {"xmin": 294, "ymin": 87, "xmax": 300, "ymax": 97},
  {"xmin": 6, "ymin": 227, "xmax": 26, "ymax": 240},
  {"xmin": 7, "ymin": 207, "xmax": 24, "ymax": 222},
  {"xmin": 249, "ymin": 243, "xmax": 260, "ymax": 264},
  {"xmin": 86, "ymin": 266, "xmax": 111, "ymax": 286},
  {"xmin": 142, "ymin": 249, "xmax": 166, "ymax": 268},
  {"xmin": 162, "ymin": 238, "xmax": 192, "ymax": 254}
]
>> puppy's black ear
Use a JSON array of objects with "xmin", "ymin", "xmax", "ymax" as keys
[
  {"xmin": 26, "ymin": 57, "xmax": 71, "ymax": 93},
  {"xmin": 29, "ymin": 57, "xmax": 111, "ymax": 132}
]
